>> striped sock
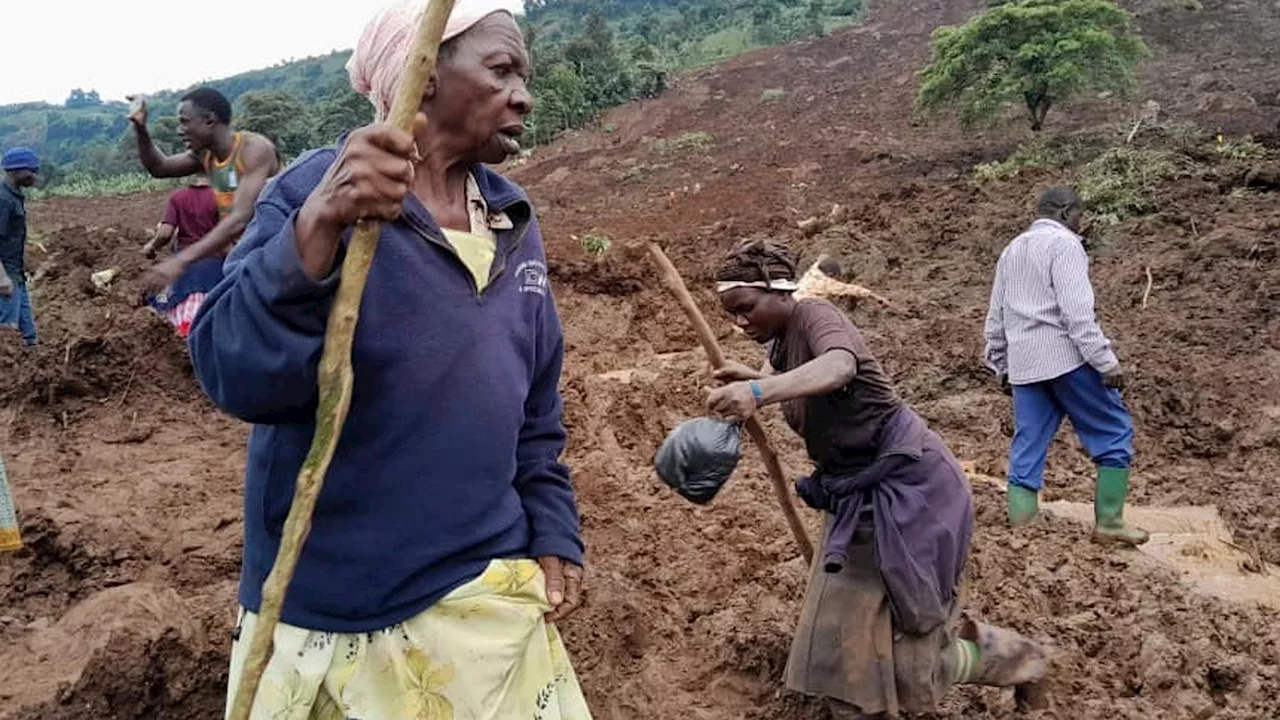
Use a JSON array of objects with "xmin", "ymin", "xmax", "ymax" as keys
[{"xmin": 951, "ymin": 638, "xmax": 981, "ymax": 684}]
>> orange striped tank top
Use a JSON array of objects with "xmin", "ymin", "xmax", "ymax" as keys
[{"xmin": 201, "ymin": 132, "xmax": 247, "ymax": 219}]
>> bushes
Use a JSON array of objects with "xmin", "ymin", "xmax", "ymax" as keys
[
  {"xmin": 29, "ymin": 172, "xmax": 177, "ymax": 200},
  {"xmin": 973, "ymin": 138, "xmax": 1085, "ymax": 181},
  {"xmin": 523, "ymin": 0, "xmax": 860, "ymax": 145},
  {"xmin": 975, "ymin": 133, "xmax": 1274, "ymax": 230},
  {"xmin": 647, "ymin": 131, "xmax": 715, "ymax": 155},
  {"xmin": 1076, "ymin": 146, "xmax": 1194, "ymax": 227}
]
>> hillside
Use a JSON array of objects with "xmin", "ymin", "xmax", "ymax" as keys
[
  {"xmin": 2, "ymin": 0, "xmax": 861, "ymax": 185},
  {"xmin": 3, "ymin": 0, "xmax": 1280, "ymax": 718},
  {"xmin": 0, "ymin": 53, "xmax": 351, "ymax": 171},
  {"xmin": 7, "ymin": 0, "xmax": 1274, "ymax": 181}
]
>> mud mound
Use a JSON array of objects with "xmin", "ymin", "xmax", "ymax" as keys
[
  {"xmin": 5, "ymin": 0, "xmax": 1280, "ymax": 717},
  {"xmin": 0, "ymin": 207, "xmax": 240, "ymax": 720},
  {"xmin": 10, "ymin": 627, "xmax": 227, "ymax": 720},
  {"xmin": 2, "ymin": 583, "xmax": 205, "ymax": 710},
  {"xmin": 0, "ymin": 510, "xmax": 147, "ymax": 629},
  {"xmin": 549, "ymin": 242, "xmax": 652, "ymax": 297},
  {"xmin": 0, "ymin": 224, "xmax": 199, "ymax": 433},
  {"xmin": 25, "ymin": 191, "xmax": 171, "ymax": 237},
  {"xmin": 555, "ymin": 342, "xmax": 1280, "ymax": 719},
  {"xmin": 952, "ymin": 484, "xmax": 1280, "ymax": 719},
  {"xmin": 532, "ymin": 107, "xmax": 1280, "ymax": 558}
]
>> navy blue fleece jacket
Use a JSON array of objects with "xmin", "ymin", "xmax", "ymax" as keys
[{"xmin": 187, "ymin": 143, "xmax": 583, "ymax": 632}]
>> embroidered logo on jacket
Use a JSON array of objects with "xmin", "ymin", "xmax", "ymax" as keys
[{"xmin": 516, "ymin": 260, "xmax": 548, "ymax": 295}]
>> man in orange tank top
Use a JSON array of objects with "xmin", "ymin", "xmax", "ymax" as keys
[{"xmin": 128, "ymin": 87, "xmax": 280, "ymax": 295}]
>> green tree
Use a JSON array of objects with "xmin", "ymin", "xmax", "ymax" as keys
[
  {"xmin": 312, "ymin": 84, "xmax": 374, "ymax": 146},
  {"xmin": 751, "ymin": 2, "xmax": 782, "ymax": 45},
  {"xmin": 630, "ymin": 43, "xmax": 669, "ymax": 99},
  {"xmin": 523, "ymin": 0, "xmax": 549, "ymax": 18},
  {"xmin": 528, "ymin": 64, "xmax": 592, "ymax": 145},
  {"xmin": 523, "ymin": 21, "xmax": 539, "ymax": 58},
  {"xmin": 780, "ymin": 1, "xmax": 826, "ymax": 40},
  {"xmin": 634, "ymin": 11, "xmax": 659, "ymax": 42},
  {"xmin": 65, "ymin": 88, "xmax": 103, "ymax": 108},
  {"xmin": 36, "ymin": 159, "xmax": 66, "ymax": 188},
  {"xmin": 149, "ymin": 115, "xmax": 183, "ymax": 155},
  {"xmin": 584, "ymin": 9, "xmax": 612, "ymax": 52},
  {"xmin": 827, "ymin": 0, "xmax": 862, "ymax": 17},
  {"xmin": 560, "ymin": 9, "xmax": 635, "ymax": 114},
  {"xmin": 236, "ymin": 90, "xmax": 314, "ymax": 159},
  {"xmin": 82, "ymin": 141, "xmax": 132, "ymax": 176},
  {"xmin": 915, "ymin": 0, "xmax": 1148, "ymax": 131}
]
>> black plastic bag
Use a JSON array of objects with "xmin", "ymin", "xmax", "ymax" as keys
[{"xmin": 654, "ymin": 417, "xmax": 744, "ymax": 505}]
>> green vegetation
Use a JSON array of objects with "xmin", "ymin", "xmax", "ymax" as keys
[
  {"xmin": 916, "ymin": 0, "xmax": 1148, "ymax": 131},
  {"xmin": 647, "ymin": 131, "xmax": 714, "ymax": 155},
  {"xmin": 1075, "ymin": 146, "xmax": 1193, "ymax": 227},
  {"xmin": 975, "ymin": 131, "xmax": 1275, "ymax": 230},
  {"xmin": 580, "ymin": 233, "xmax": 613, "ymax": 255},
  {"xmin": 4, "ymin": 0, "xmax": 862, "ymax": 195},
  {"xmin": 28, "ymin": 172, "xmax": 178, "ymax": 200},
  {"xmin": 0, "ymin": 101, "xmax": 130, "ymax": 169},
  {"xmin": 0, "ymin": 56, "xmax": 372, "ymax": 194},
  {"xmin": 972, "ymin": 137, "xmax": 1085, "ymax": 181},
  {"xmin": 520, "ymin": 0, "xmax": 862, "ymax": 146},
  {"xmin": 237, "ymin": 90, "xmax": 320, "ymax": 159},
  {"xmin": 1215, "ymin": 136, "xmax": 1269, "ymax": 161}
]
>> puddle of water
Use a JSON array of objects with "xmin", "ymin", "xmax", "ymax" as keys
[
  {"xmin": 1039, "ymin": 500, "xmax": 1280, "ymax": 610},
  {"xmin": 966, "ymin": 467, "xmax": 1280, "ymax": 610}
]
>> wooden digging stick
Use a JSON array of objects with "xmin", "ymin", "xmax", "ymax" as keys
[
  {"xmin": 646, "ymin": 242, "xmax": 815, "ymax": 565},
  {"xmin": 226, "ymin": 1, "xmax": 458, "ymax": 718}
]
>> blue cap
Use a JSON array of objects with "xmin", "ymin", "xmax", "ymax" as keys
[{"xmin": 2, "ymin": 147, "xmax": 40, "ymax": 172}]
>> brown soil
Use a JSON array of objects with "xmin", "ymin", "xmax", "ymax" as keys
[{"xmin": 3, "ymin": 0, "xmax": 1280, "ymax": 718}]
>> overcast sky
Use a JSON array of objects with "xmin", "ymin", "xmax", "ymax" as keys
[{"xmin": 2, "ymin": 0, "xmax": 526, "ymax": 106}]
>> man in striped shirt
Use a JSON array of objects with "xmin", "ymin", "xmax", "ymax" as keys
[{"xmin": 983, "ymin": 187, "xmax": 1148, "ymax": 546}]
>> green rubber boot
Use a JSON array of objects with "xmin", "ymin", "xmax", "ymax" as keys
[
  {"xmin": 1007, "ymin": 484, "xmax": 1040, "ymax": 526},
  {"xmin": 1092, "ymin": 467, "xmax": 1150, "ymax": 546}
]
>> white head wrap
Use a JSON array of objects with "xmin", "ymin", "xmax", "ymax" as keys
[
  {"xmin": 346, "ymin": 0, "xmax": 515, "ymax": 121},
  {"xmin": 714, "ymin": 279, "xmax": 800, "ymax": 294}
]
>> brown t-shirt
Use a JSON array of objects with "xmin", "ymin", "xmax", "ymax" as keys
[{"xmin": 768, "ymin": 299, "xmax": 901, "ymax": 473}]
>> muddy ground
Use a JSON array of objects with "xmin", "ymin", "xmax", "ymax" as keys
[{"xmin": 3, "ymin": 0, "xmax": 1280, "ymax": 718}]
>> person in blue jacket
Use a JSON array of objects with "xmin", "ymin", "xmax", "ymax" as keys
[
  {"xmin": 0, "ymin": 147, "xmax": 40, "ymax": 347},
  {"xmin": 187, "ymin": 4, "xmax": 592, "ymax": 718}
]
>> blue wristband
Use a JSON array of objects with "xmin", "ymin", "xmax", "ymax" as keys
[{"xmin": 749, "ymin": 380, "xmax": 764, "ymax": 407}]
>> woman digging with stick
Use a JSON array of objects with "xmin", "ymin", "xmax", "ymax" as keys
[
  {"xmin": 187, "ymin": 3, "xmax": 591, "ymax": 718},
  {"xmin": 705, "ymin": 239, "xmax": 1050, "ymax": 718}
]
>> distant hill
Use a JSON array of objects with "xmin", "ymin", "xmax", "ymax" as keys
[
  {"xmin": 0, "ymin": 98, "xmax": 132, "ymax": 167},
  {"xmin": 3, "ymin": 0, "xmax": 862, "ymax": 191},
  {"xmin": 0, "ymin": 51, "xmax": 356, "ymax": 177}
]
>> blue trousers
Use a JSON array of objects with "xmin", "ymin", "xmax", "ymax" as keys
[
  {"xmin": 0, "ymin": 282, "xmax": 36, "ymax": 346},
  {"xmin": 1009, "ymin": 364, "xmax": 1133, "ymax": 491}
]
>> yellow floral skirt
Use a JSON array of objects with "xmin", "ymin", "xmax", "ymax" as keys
[{"xmin": 224, "ymin": 559, "xmax": 593, "ymax": 720}]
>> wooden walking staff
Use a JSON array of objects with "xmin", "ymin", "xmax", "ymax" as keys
[
  {"xmin": 226, "ymin": 0, "xmax": 458, "ymax": 717},
  {"xmin": 646, "ymin": 242, "xmax": 815, "ymax": 565}
]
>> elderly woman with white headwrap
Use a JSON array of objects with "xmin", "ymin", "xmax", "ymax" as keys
[{"xmin": 186, "ymin": 3, "xmax": 592, "ymax": 718}]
